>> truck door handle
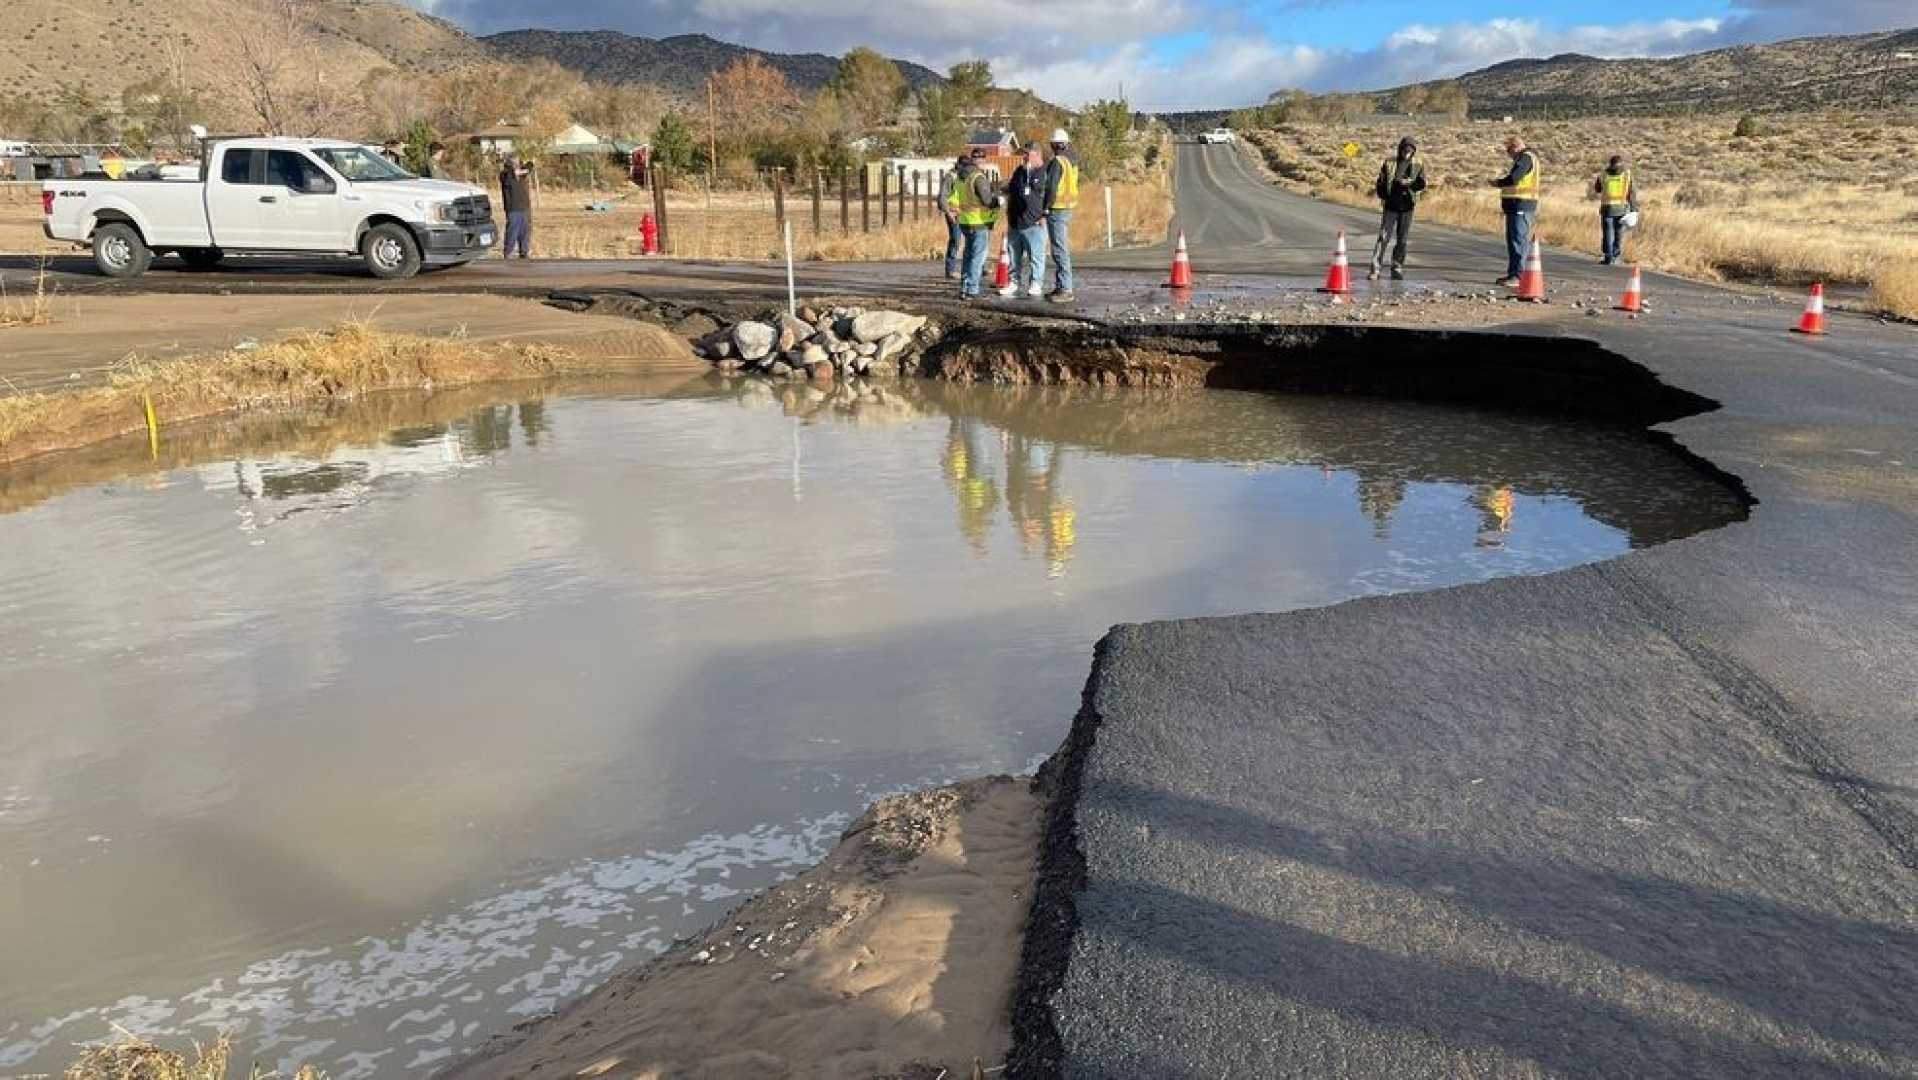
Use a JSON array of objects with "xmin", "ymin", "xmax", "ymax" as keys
[{"xmin": 259, "ymin": 195, "xmax": 278, "ymax": 204}]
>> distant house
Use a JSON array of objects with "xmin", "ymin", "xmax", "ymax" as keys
[
  {"xmin": 460, "ymin": 124, "xmax": 527, "ymax": 156},
  {"xmin": 457, "ymin": 121, "xmax": 623, "ymax": 160},
  {"xmin": 965, "ymin": 128, "xmax": 1017, "ymax": 157},
  {"xmin": 957, "ymin": 89, "xmax": 1041, "ymax": 127},
  {"xmin": 548, "ymin": 123, "xmax": 603, "ymax": 154}
]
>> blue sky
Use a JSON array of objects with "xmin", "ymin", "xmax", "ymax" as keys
[{"xmin": 408, "ymin": 0, "xmax": 1916, "ymax": 109}]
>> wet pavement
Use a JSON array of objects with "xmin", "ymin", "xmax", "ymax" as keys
[{"xmin": 1007, "ymin": 146, "xmax": 1918, "ymax": 1078}]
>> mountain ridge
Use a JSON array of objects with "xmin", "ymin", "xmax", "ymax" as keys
[
  {"xmin": 1404, "ymin": 28, "xmax": 1918, "ymax": 116},
  {"xmin": 482, "ymin": 29, "xmax": 946, "ymax": 101}
]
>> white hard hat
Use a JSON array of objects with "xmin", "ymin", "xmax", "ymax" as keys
[{"xmin": 1050, "ymin": 128, "xmax": 1070, "ymax": 144}]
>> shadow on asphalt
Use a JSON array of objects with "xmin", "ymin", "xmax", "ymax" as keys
[{"xmin": 1091, "ymin": 779, "xmax": 1918, "ymax": 1072}]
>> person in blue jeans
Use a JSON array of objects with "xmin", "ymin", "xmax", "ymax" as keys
[
  {"xmin": 1488, "ymin": 136, "xmax": 1540, "ymax": 285},
  {"xmin": 499, "ymin": 156, "xmax": 534, "ymax": 259},
  {"xmin": 948, "ymin": 154, "xmax": 1001, "ymax": 298},
  {"xmin": 1044, "ymin": 129, "xmax": 1078, "ymax": 302},
  {"xmin": 1002, "ymin": 142, "xmax": 1052, "ymax": 297},
  {"xmin": 939, "ymin": 156, "xmax": 967, "ymax": 279},
  {"xmin": 1593, "ymin": 155, "xmax": 1637, "ymax": 265}
]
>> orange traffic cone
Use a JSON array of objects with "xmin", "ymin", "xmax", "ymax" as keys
[
  {"xmin": 1515, "ymin": 239, "xmax": 1546, "ymax": 302},
  {"xmin": 1318, "ymin": 230, "xmax": 1351, "ymax": 295},
  {"xmin": 993, "ymin": 233, "xmax": 1013, "ymax": 295},
  {"xmin": 1615, "ymin": 265, "xmax": 1643, "ymax": 313},
  {"xmin": 1163, "ymin": 232, "xmax": 1193, "ymax": 288},
  {"xmin": 1791, "ymin": 283, "xmax": 1826, "ymax": 335}
]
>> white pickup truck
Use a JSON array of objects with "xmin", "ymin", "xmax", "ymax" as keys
[
  {"xmin": 42, "ymin": 137, "xmax": 495, "ymax": 279},
  {"xmin": 1199, "ymin": 128, "xmax": 1237, "ymax": 145}
]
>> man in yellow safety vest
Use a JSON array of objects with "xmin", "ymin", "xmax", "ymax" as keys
[
  {"xmin": 1487, "ymin": 135, "xmax": 1540, "ymax": 286},
  {"xmin": 948, "ymin": 151, "xmax": 1002, "ymax": 300},
  {"xmin": 1043, "ymin": 128, "xmax": 1079, "ymax": 303},
  {"xmin": 1592, "ymin": 154, "xmax": 1637, "ymax": 265}
]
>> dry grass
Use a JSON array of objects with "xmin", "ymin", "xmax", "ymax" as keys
[
  {"xmin": 1243, "ymin": 111, "xmax": 1918, "ymax": 317},
  {"xmin": 0, "ymin": 255, "xmax": 56, "ymax": 327},
  {"xmin": 64, "ymin": 1031, "xmax": 321, "ymax": 1080},
  {"xmin": 1872, "ymin": 261, "xmax": 1918, "ymax": 320},
  {"xmin": 0, "ymin": 321, "xmax": 610, "ymax": 465}
]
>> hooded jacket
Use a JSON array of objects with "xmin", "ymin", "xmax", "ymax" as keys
[{"xmin": 1375, "ymin": 144, "xmax": 1426, "ymax": 213}]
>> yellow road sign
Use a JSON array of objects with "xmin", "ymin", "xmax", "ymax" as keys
[{"xmin": 1341, "ymin": 141, "xmax": 1361, "ymax": 158}]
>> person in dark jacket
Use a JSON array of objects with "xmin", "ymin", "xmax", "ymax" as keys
[
  {"xmin": 1369, "ymin": 135, "xmax": 1426, "ymax": 281},
  {"xmin": 1001, "ymin": 142, "xmax": 1053, "ymax": 298},
  {"xmin": 422, "ymin": 142, "xmax": 449, "ymax": 180},
  {"xmin": 1593, "ymin": 154, "xmax": 1637, "ymax": 265},
  {"xmin": 500, "ymin": 155, "xmax": 533, "ymax": 259},
  {"xmin": 1488, "ymin": 135, "xmax": 1540, "ymax": 285}
]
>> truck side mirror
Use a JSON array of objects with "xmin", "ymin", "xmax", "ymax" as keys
[{"xmin": 302, "ymin": 174, "xmax": 336, "ymax": 195}]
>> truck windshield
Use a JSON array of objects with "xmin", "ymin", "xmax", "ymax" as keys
[{"xmin": 312, "ymin": 146, "xmax": 413, "ymax": 182}]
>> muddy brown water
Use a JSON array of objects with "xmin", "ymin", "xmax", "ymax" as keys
[{"xmin": 0, "ymin": 376, "xmax": 1745, "ymax": 1076}]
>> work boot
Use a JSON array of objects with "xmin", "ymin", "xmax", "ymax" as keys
[
  {"xmin": 1046, "ymin": 290, "xmax": 1075, "ymax": 304},
  {"xmin": 1390, "ymin": 267, "xmax": 1405, "ymax": 281},
  {"xmin": 1494, "ymin": 276, "xmax": 1518, "ymax": 287},
  {"xmin": 1367, "ymin": 268, "xmax": 1380, "ymax": 281},
  {"xmin": 945, "ymin": 269, "xmax": 958, "ymax": 280}
]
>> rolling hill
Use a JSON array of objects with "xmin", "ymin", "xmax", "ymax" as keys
[
  {"xmin": 1419, "ymin": 28, "xmax": 1918, "ymax": 116},
  {"xmin": 0, "ymin": 0, "xmax": 487, "ymax": 106},
  {"xmin": 2, "ymin": 0, "xmax": 950, "ymax": 123},
  {"xmin": 483, "ymin": 30, "xmax": 945, "ymax": 99}
]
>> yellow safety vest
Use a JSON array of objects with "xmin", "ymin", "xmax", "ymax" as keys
[
  {"xmin": 948, "ymin": 172, "xmax": 998, "ymax": 227},
  {"xmin": 1600, "ymin": 169, "xmax": 1632, "ymax": 208},
  {"xmin": 1050, "ymin": 155, "xmax": 1080, "ymax": 211},
  {"xmin": 1501, "ymin": 150, "xmax": 1541, "ymax": 202}
]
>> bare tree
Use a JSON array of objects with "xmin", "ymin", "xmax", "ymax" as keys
[{"xmin": 212, "ymin": 0, "xmax": 364, "ymax": 136}]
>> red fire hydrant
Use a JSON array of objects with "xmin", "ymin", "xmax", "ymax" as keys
[{"xmin": 639, "ymin": 213, "xmax": 659, "ymax": 256}]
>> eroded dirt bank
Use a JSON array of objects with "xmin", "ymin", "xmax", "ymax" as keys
[{"xmin": 445, "ymin": 777, "xmax": 1042, "ymax": 1080}]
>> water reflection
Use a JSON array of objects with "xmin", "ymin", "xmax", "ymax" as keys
[{"xmin": 0, "ymin": 378, "xmax": 1745, "ymax": 1077}]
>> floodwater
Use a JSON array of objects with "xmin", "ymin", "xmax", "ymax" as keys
[{"xmin": 0, "ymin": 377, "xmax": 1744, "ymax": 1076}]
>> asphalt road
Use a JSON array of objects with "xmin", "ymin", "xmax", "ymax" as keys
[{"xmin": 1009, "ymin": 145, "xmax": 1918, "ymax": 1078}]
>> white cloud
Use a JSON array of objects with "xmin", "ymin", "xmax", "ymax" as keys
[
  {"xmin": 997, "ymin": 39, "xmax": 1334, "ymax": 112},
  {"xmin": 1001, "ymin": 17, "xmax": 1729, "ymax": 110}
]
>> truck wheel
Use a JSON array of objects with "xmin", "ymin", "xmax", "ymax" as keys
[
  {"xmin": 93, "ymin": 222, "xmax": 153, "ymax": 279},
  {"xmin": 361, "ymin": 223, "xmax": 421, "ymax": 280},
  {"xmin": 178, "ymin": 247, "xmax": 224, "ymax": 270}
]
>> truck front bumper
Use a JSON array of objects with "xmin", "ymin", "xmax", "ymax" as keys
[{"xmin": 418, "ymin": 220, "xmax": 496, "ymax": 265}]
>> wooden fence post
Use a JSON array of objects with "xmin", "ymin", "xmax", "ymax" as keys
[
  {"xmin": 840, "ymin": 165, "xmax": 850, "ymax": 233},
  {"xmin": 880, "ymin": 164, "xmax": 889, "ymax": 228},
  {"xmin": 860, "ymin": 166, "xmax": 871, "ymax": 233},
  {"xmin": 652, "ymin": 166, "xmax": 670, "ymax": 253},
  {"xmin": 772, "ymin": 167, "xmax": 786, "ymax": 237},
  {"xmin": 896, "ymin": 166, "xmax": 906, "ymax": 225},
  {"xmin": 811, "ymin": 167, "xmax": 822, "ymax": 237},
  {"xmin": 912, "ymin": 173, "xmax": 921, "ymax": 221}
]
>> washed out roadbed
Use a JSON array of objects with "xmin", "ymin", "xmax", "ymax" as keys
[{"xmin": 445, "ymin": 776, "xmax": 1043, "ymax": 1080}]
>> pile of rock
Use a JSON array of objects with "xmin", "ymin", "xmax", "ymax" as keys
[{"xmin": 692, "ymin": 306, "xmax": 940, "ymax": 380}]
